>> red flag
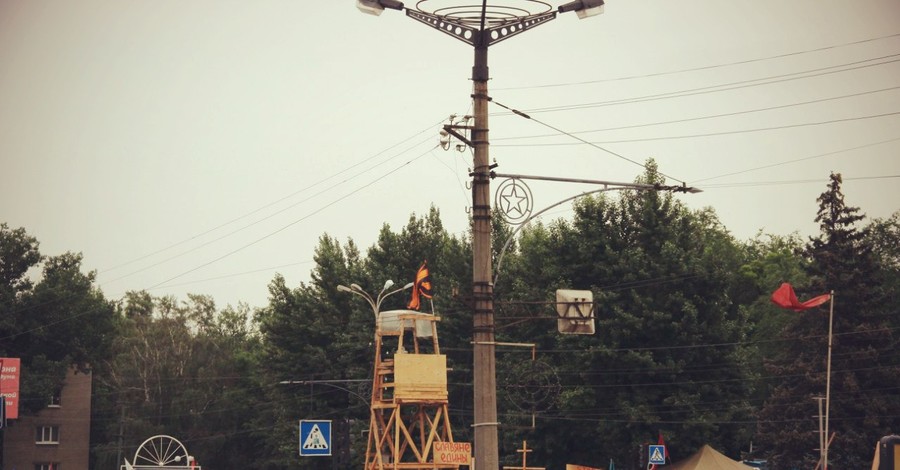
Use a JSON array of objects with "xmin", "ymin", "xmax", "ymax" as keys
[
  {"xmin": 406, "ymin": 261, "xmax": 433, "ymax": 310},
  {"xmin": 771, "ymin": 283, "xmax": 830, "ymax": 311}
]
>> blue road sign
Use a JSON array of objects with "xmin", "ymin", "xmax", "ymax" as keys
[
  {"xmin": 299, "ymin": 420, "xmax": 332, "ymax": 456},
  {"xmin": 649, "ymin": 445, "xmax": 666, "ymax": 465}
]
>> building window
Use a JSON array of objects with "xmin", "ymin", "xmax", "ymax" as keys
[
  {"xmin": 35, "ymin": 425, "xmax": 59, "ymax": 444},
  {"xmin": 49, "ymin": 388, "xmax": 61, "ymax": 407},
  {"xmin": 35, "ymin": 463, "xmax": 60, "ymax": 470}
]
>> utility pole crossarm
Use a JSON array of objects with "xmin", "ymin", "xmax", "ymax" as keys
[{"xmin": 492, "ymin": 172, "xmax": 703, "ymax": 193}]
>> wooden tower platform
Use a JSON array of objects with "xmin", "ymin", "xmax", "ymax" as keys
[{"xmin": 365, "ymin": 310, "xmax": 462, "ymax": 469}]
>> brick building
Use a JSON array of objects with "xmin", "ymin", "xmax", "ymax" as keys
[{"xmin": 2, "ymin": 369, "xmax": 92, "ymax": 470}]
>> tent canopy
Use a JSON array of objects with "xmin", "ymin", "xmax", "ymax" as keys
[{"xmin": 667, "ymin": 445, "xmax": 752, "ymax": 470}]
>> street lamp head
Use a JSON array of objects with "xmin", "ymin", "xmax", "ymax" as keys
[
  {"xmin": 337, "ymin": 284, "xmax": 353, "ymax": 293},
  {"xmin": 350, "ymin": 283, "xmax": 364, "ymax": 292},
  {"xmin": 558, "ymin": 0, "xmax": 605, "ymax": 19},
  {"xmin": 403, "ymin": 282, "xmax": 414, "ymax": 290},
  {"xmin": 357, "ymin": 0, "xmax": 404, "ymax": 16},
  {"xmin": 382, "ymin": 279, "xmax": 395, "ymax": 291}
]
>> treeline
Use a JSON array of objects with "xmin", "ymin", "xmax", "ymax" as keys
[{"xmin": 1, "ymin": 167, "xmax": 898, "ymax": 469}]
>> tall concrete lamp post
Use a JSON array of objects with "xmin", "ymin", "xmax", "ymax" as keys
[{"xmin": 355, "ymin": 2, "xmax": 604, "ymax": 468}]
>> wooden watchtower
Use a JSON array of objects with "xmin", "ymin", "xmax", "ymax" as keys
[{"xmin": 365, "ymin": 309, "xmax": 460, "ymax": 469}]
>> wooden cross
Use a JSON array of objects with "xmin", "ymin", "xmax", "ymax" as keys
[
  {"xmin": 518, "ymin": 440, "xmax": 532, "ymax": 468},
  {"xmin": 501, "ymin": 440, "xmax": 545, "ymax": 470}
]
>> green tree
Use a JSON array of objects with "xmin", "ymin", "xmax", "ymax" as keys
[
  {"xmin": 255, "ymin": 208, "xmax": 473, "ymax": 468},
  {"xmin": 0, "ymin": 223, "xmax": 117, "ymax": 415},
  {"xmin": 256, "ymin": 235, "xmax": 370, "ymax": 469},
  {"xmin": 94, "ymin": 292, "xmax": 265, "ymax": 469},
  {"xmin": 738, "ymin": 233, "xmax": 808, "ymax": 405},
  {"xmin": 757, "ymin": 173, "xmax": 900, "ymax": 469},
  {"xmin": 497, "ymin": 162, "xmax": 755, "ymax": 468},
  {"xmin": 866, "ymin": 210, "xmax": 900, "ymax": 300},
  {"xmin": 0, "ymin": 223, "xmax": 41, "ymax": 310}
]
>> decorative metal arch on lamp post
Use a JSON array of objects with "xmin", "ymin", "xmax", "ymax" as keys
[
  {"xmin": 492, "ymin": 175, "xmax": 702, "ymax": 287},
  {"xmin": 356, "ymin": 2, "xmax": 604, "ymax": 468}
]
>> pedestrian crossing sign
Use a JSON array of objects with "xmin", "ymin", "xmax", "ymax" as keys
[
  {"xmin": 299, "ymin": 420, "xmax": 332, "ymax": 456},
  {"xmin": 649, "ymin": 445, "xmax": 666, "ymax": 465}
]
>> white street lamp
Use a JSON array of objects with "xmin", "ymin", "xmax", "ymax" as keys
[
  {"xmin": 558, "ymin": 0, "xmax": 605, "ymax": 19},
  {"xmin": 338, "ymin": 280, "xmax": 413, "ymax": 318},
  {"xmin": 356, "ymin": 0, "xmax": 403, "ymax": 16}
]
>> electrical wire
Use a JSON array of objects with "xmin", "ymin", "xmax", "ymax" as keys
[
  {"xmin": 693, "ymin": 136, "xmax": 900, "ymax": 183},
  {"xmin": 98, "ymin": 120, "xmax": 443, "ymax": 274},
  {"xmin": 490, "ymin": 98, "xmax": 687, "ymax": 184},
  {"xmin": 494, "ymin": 33, "xmax": 900, "ymax": 91},
  {"xmin": 504, "ymin": 54, "xmax": 900, "ymax": 115},
  {"xmin": 101, "ymin": 133, "xmax": 438, "ymax": 288},
  {"xmin": 699, "ymin": 174, "xmax": 900, "ymax": 190},
  {"xmin": 145, "ymin": 145, "xmax": 439, "ymax": 291},
  {"xmin": 145, "ymin": 259, "xmax": 315, "ymax": 290},
  {"xmin": 494, "ymin": 111, "xmax": 900, "ymax": 147},
  {"xmin": 492, "ymin": 86, "xmax": 900, "ymax": 142}
]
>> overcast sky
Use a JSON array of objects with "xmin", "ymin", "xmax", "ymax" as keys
[{"xmin": 1, "ymin": 0, "xmax": 898, "ymax": 310}]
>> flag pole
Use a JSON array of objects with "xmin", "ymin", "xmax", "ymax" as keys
[{"xmin": 823, "ymin": 290, "xmax": 835, "ymax": 470}]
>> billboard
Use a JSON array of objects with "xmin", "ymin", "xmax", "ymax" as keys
[{"xmin": 0, "ymin": 358, "xmax": 21, "ymax": 420}]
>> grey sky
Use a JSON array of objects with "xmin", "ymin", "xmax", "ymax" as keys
[{"xmin": 1, "ymin": 0, "xmax": 898, "ymax": 309}]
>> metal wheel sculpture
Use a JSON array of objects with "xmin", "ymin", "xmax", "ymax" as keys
[
  {"xmin": 132, "ymin": 435, "xmax": 190, "ymax": 467},
  {"xmin": 500, "ymin": 359, "xmax": 561, "ymax": 413}
]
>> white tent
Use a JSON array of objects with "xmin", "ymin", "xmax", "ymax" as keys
[{"xmin": 667, "ymin": 445, "xmax": 753, "ymax": 470}]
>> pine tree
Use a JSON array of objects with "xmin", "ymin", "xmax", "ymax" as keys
[{"xmin": 757, "ymin": 173, "xmax": 900, "ymax": 469}]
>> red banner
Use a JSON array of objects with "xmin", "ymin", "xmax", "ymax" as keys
[{"xmin": 1, "ymin": 358, "xmax": 21, "ymax": 419}]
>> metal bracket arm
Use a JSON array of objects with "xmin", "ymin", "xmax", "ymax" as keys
[
  {"xmin": 443, "ymin": 124, "xmax": 473, "ymax": 148},
  {"xmin": 405, "ymin": 9, "xmax": 479, "ymax": 46},
  {"xmin": 484, "ymin": 12, "xmax": 557, "ymax": 47},
  {"xmin": 404, "ymin": 10, "xmax": 558, "ymax": 48}
]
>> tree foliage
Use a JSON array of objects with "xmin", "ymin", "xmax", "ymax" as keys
[
  {"xmin": 4, "ymin": 168, "xmax": 897, "ymax": 470},
  {"xmin": 0, "ymin": 224, "xmax": 116, "ymax": 415},
  {"xmin": 92, "ymin": 292, "xmax": 265, "ymax": 469},
  {"xmin": 757, "ymin": 173, "xmax": 900, "ymax": 469},
  {"xmin": 492, "ymin": 162, "xmax": 755, "ymax": 468}
]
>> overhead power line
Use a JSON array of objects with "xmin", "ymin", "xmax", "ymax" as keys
[
  {"xmin": 501, "ymin": 54, "xmax": 900, "ymax": 115},
  {"xmin": 694, "ymin": 136, "xmax": 900, "ymax": 183},
  {"xmin": 494, "ymin": 111, "xmax": 900, "ymax": 147},
  {"xmin": 698, "ymin": 174, "xmax": 900, "ymax": 190},
  {"xmin": 99, "ymin": 119, "xmax": 445, "ymax": 276},
  {"xmin": 101, "ymin": 133, "xmax": 437, "ymax": 288},
  {"xmin": 492, "ymin": 86, "xmax": 900, "ymax": 142},
  {"xmin": 145, "ymin": 145, "xmax": 438, "ymax": 291},
  {"xmin": 148, "ymin": 259, "xmax": 315, "ymax": 290},
  {"xmin": 490, "ymin": 98, "xmax": 687, "ymax": 185},
  {"xmin": 494, "ymin": 32, "xmax": 900, "ymax": 90}
]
